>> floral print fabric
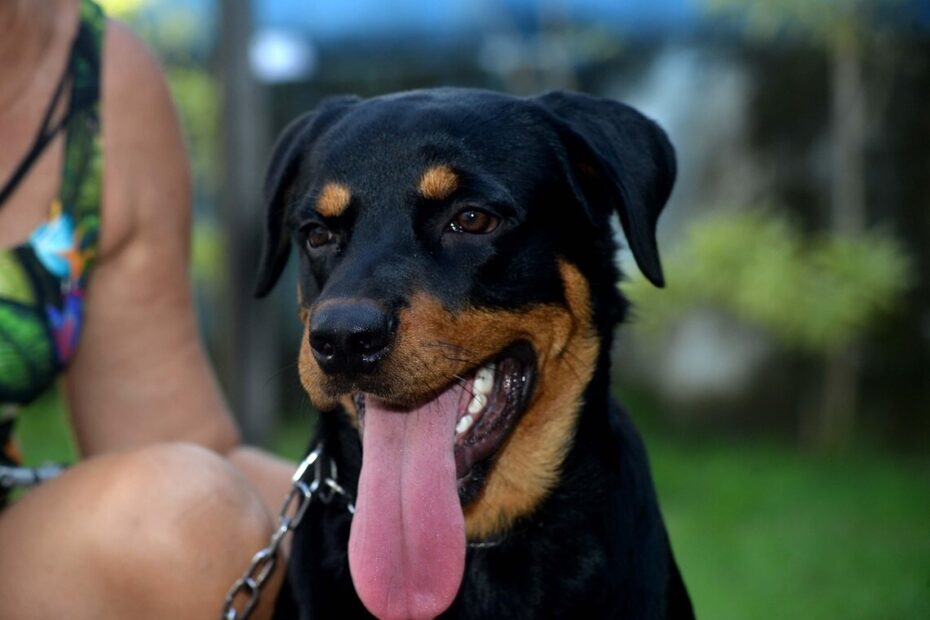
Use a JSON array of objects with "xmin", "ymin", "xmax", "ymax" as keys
[{"xmin": 0, "ymin": 0, "xmax": 103, "ymax": 413}]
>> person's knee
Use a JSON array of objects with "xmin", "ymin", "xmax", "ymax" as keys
[
  {"xmin": 91, "ymin": 442, "xmax": 271, "ymax": 558},
  {"xmin": 83, "ymin": 443, "xmax": 277, "ymax": 613},
  {"xmin": 0, "ymin": 443, "xmax": 280, "ymax": 619}
]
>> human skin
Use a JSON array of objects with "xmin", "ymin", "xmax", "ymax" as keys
[{"xmin": 0, "ymin": 1, "xmax": 291, "ymax": 617}]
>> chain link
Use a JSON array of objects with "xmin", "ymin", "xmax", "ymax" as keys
[
  {"xmin": 0, "ymin": 463, "xmax": 67, "ymax": 489},
  {"xmin": 221, "ymin": 443, "xmax": 354, "ymax": 619}
]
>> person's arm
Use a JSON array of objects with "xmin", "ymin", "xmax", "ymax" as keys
[{"xmin": 63, "ymin": 21, "xmax": 292, "ymax": 513}]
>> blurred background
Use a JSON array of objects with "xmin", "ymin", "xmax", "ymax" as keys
[{"xmin": 18, "ymin": 0, "xmax": 930, "ymax": 617}]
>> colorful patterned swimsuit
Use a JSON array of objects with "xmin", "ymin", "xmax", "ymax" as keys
[{"xmin": 0, "ymin": 0, "xmax": 104, "ymax": 479}]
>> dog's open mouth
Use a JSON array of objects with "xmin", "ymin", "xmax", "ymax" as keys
[
  {"xmin": 347, "ymin": 341, "xmax": 537, "ymax": 620},
  {"xmin": 354, "ymin": 340, "xmax": 537, "ymax": 499},
  {"xmin": 454, "ymin": 341, "xmax": 537, "ymax": 494}
]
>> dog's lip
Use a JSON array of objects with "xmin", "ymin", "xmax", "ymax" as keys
[{"xmin": 353, "ymin": 341, "xmax": 537, "ymax": 504}]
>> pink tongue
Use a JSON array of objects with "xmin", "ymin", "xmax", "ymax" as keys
[{"xmin": 348, "ymin": 386, "xmax": 467, "ymax": 620}]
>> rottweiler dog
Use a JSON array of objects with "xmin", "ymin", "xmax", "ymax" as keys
[{"xmin": 255, "ymin": 88, "xmax": 694, "ymax": 620}]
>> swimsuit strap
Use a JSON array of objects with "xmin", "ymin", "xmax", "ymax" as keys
[{"xmin": 0, "ymin": 38, "xmax": 78, "ymax": 208}]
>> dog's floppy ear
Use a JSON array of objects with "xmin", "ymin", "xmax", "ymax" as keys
[
  {"xmin": 535, "ymin": 91, "xmax": 676, "ymax": 287},
  {"xmin": 254, "ymin": 97, "xmax": 359, "ymax": 298}
]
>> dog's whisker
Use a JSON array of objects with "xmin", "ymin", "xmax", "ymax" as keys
[
  {"xmin": 560, "ymin": 348, "xmax": 589, "ymax": 386},
  {"xmin": 451, "ymin": 373, "xmax": 478, "ymax": 401},
  {"xmin": 262, "ymin": 361, "xmax": 301, "ymax": 387},
  {"xmin": 432, "ymin": 340, "xmax": 483, "ymax": 358},
  {"xmin": 439, "ymin": 354, "xmax": 479, "ymax": 365}
]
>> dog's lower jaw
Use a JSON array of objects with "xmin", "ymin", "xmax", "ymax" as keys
[{"xmin": 461, "ymin": 261, "xmax": 599, "ymax": 541}]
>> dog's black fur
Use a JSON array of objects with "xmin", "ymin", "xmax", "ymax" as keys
[{"xmin": 257, "ymin": 88, "xmax": 694, "ymax": 619}]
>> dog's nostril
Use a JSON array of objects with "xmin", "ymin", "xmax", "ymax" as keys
[
  {"xmin": 352, "ymin": 333, "xmax": 383, "ymax": 355},
  {"xmin": 309, "ymin": 333, "xmax": 337, "ymax": 359}
]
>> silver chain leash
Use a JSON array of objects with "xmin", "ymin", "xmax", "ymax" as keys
[
  {"xmin": 0, "ymin": 463, "xmax": 66, "ymax": 488},
  {"xmin": 221, "ymin": 443, "xmax": 355, "ymax": 620}
]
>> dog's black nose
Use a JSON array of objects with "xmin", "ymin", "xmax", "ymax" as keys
[{"xmin": 309, "ymin": 301, "xmax": 394, "ymax": 375}]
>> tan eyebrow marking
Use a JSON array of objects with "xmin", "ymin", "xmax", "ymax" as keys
[
  {"xmin": 418, "ymin": 165, "xmax": 459, "ymax": 200},
  {"xmin": 316, "ymin": 182, "xmax": 352, "ymax": 217}
]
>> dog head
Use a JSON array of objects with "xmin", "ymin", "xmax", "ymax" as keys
[{"xmin": 256, "ymin": 88, "xmax": 674, "ymax": 619}]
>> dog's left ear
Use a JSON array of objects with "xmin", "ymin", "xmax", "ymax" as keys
[{"xmin": 535, "ymin": 91, "xmax": 676, "ymax": 287}]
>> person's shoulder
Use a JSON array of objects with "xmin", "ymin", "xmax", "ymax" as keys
[
  {"xmin": 103, "ymin": 19, "xmax": 170, "ymax": 108},
  {"xmin": 99, "ymin": 19, "xmax": 191, "ymax": 257}
]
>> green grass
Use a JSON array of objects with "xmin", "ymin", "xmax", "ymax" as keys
[
  {"xmin": 13, "ymin": 391, "xmax": 930, "ymax": 618},
  {"xmin": 14, "ymin": 388, "xmax": 77, "ymax": 466},
  {"xmin": 646, "ymin": 432, "xmax": 930, "ymax": 619}
]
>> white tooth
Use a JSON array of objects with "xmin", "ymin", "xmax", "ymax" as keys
[
  {"xmin": 474, "ymin": 364, "xmax": 495, "ymax": 395},
  {"xmin": 467, "ymin": 392, "xmax": 487, "ymax": 415},
  {"xmin": 456, "ymin": 415, "xmax": 474, "ymax": 435}
]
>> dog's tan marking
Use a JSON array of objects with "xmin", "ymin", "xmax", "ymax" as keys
[
  {"xmin": 296, "ymin": 260, "xmax": 598, "ymax": 539},
  {"xmin": 339, "ymin": 395, "xmax": 360, "ymax": 429},
  {"xmin": 297, "ymin": 286, "xmax": 309, "ymax": 324},
  {"xmin": 316, "ymin": 182, "xmax": 351, "ymax": 217},
  {"xmin": 461, "ymin": 262, "xmax": 598, "ymax": 539},
  {"xmin": 418, "ymin": 165, "xmax": 459, "ymax": 200}
]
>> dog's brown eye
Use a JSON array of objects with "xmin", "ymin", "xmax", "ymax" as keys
[
  {"xmin": 449, "ymin": 209, "xmax": 499, "ymax": 234},
  {"xmin": 306, "ymin": 226, "xmax": 335, "ymax": 249}
]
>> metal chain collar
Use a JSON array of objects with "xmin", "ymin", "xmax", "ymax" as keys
[
  {"xmin": 0, "ymin": 463, "xmax": 67, "ymax": 489},
  {"xmin": 221, "ymin": 442, "xmax": 354, "ymax": 620}
]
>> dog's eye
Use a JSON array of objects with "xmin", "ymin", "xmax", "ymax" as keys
[
  {"xmin": 448, "ymin": 209, "xmax": 499, "ymax": 235},
  {"xmin": 305, "ymin": 225, "xmax": 335, "ymax": 249}
]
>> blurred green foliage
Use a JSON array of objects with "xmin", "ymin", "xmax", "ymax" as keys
[
  {"xmin": 101, "ymin": 0, "xmax": 219, "ymax": 199},
  {"xmin": 112, "ymin": 2, "xmax": 225, "ymax": 290},
  {"xmin": 172, "ymin": 68, "xmax": 225, "ymax": 309},
  {"xmin": 166, "ymin": 67, "xmax": 220, "ymax": 195},
  {"xmin": 98, "ymin": 0, "xmax": 146, "ymax": 19},
  {"xmin": 190, "ymin": 219, "xmax": 226, "ymax": 296},
  {"xmin": 625, "ymin": 210, "xmax": 911, "ymax": 352},
  {"xmin": 705, "ymin": 0, "xmax": 900, "ymax": 44}
]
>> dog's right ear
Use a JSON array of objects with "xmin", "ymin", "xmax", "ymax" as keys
[
  {"xmin": 254, "ymin": 97, "xmax": 359, "ymax": 298},
  {"xmin": 534, "ymin": 91, "xmax": 675, "ymax": 288}
]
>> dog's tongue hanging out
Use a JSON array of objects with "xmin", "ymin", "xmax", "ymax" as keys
[{"xmin": 348, "ymin": 385, "xmax": 467, "ymax": 620}]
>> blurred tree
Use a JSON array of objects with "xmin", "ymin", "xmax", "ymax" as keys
[
  {"xmin": 98, "ymin": 0, "xmax": 146, "ymax": 18},
  {"xmin": 218, "ymin": 0, "xmax": 278, "ymax": 444},
  {"xmin": 704, "ymin": 0, "xmax": 903, "ymax": 450},
  {"xmin": 628, "ymin": 212, "xmax": 910, "ymax": 350},
  {"xmin": 625, "ymin": 210, "xmax": 911, "ymax": 444}
]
